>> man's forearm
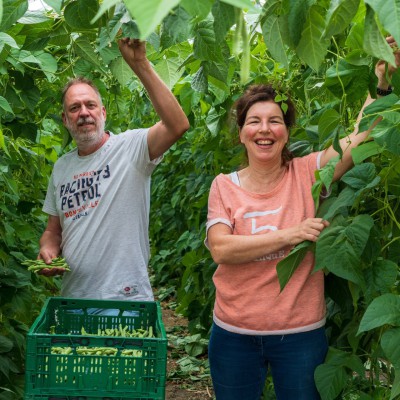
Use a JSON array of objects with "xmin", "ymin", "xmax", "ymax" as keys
[{"xmin": 130, "ymin": 59, "xmax": 189, "ymax": 134}]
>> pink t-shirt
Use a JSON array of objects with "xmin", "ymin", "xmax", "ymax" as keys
[{"xmin": 206, "ymin": 152, "xmax": 326, "ymax": 335}]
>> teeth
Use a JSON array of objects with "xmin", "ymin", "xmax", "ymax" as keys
[{"xmin": 256, "ymin": 139, "xmax": 273, "ymax": 145}]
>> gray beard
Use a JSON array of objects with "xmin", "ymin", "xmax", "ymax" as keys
[{"xmin": 66, "ymin": 118, "xmax": 105, "ymax": 152}]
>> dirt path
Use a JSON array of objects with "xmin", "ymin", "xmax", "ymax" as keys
[{"xmin": 161, "ymin": 304, "xmax": 215, "ymax": 400}]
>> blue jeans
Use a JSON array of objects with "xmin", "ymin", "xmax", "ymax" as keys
[{"xmin": 209, "ymin": 323, "xmax": 328, "ymax": 400}]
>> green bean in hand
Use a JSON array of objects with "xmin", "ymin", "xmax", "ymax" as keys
[{"xmin": 22, "ymin": 257, "xmax": 71, "ymax": 273}]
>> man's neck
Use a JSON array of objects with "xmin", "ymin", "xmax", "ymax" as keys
[{"xmin": 77, "ymin": 131, "xmax": 109, "ymax": 156}]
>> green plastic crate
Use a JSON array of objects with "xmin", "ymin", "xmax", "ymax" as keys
[
  {"xmin": 24, "ymin": 397, "xmax": 158, "ymax": 400},
  {"xmin": 24, "ymin": 297, "xmax": 167, "ymax": 400}
]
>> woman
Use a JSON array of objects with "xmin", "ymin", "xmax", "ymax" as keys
[{"xmin": 205, "ymin": 40, "xmax": 399, "ymax": 400}]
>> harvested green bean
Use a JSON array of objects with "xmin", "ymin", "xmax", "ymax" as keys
[
  {"xmin": 78, "ymin": 325, "xmax": 154, "ymax": 338},
  {"xmin": 22, "ymin": 257, "xmax": 71, "ymax": 273},
  {"xmin": 51, "ymin": 346, "xmax": 72, "ymax": 355},
  {"xmin": 49, "ymin": 325, "xmax": 154, "ymax": 359},
  {"xmin": 76, "ymin": 346, "xmax": 118, "ymax": 356}
]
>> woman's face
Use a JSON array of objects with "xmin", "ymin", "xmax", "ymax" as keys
[{"xmin": 239, "ymin": 100, "xmax": 289, "ymax": 165}]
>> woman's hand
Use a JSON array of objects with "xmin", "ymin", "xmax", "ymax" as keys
[
  {"xmin": 287, "ymin": 218, "xmax": 330, "ymax": 246},
  {"xmin": 375, "ymin": 36, "xmax": 400, "ymax": 88}
]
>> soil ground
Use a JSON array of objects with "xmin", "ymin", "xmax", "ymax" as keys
[{"xmin": 161, "ymin": 303, "xmax": 215, "ymax": 400}]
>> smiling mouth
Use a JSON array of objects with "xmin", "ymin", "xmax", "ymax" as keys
[{"xmin": 256, "ymin": 139, "xmax": 274, "ymax": 145}]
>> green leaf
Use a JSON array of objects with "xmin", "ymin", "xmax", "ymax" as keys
[
  {"xmin": 325, "ymin": 60, "xmax": 370, "ymax": 103},
  {"xmin": 358, "ymin": 94, "xmax": 399, "ymax": 131},
  {"xmin": 20, "ymin": 86, "xmax": 40, "ymax": 112},
  {"xmin": 0, "ymin": 0, "xmax": 28, "ymax": 32},
  {"xmin": 43, "ymin": 0, "xmax": 62, "ymax": 14},
  {"xmin": 212, "ymin": 0, "xmax": 236, "ymax": 43},
  {"xmin": 315, "ymin": 215, "xmax": 373, "ymax": 288},
  {"xmin": 315, "ymin": 364, "xmax": 348, "ymax": 400},
  {"xmin": 312, "ymin": 156, "xmax": 338, "ymax": 210},
  {"xmin": 160, "ymin": 6, "xmax": 192, "ymax": 48},
  {"xmin": 98, "ymin": 9, "xmax": 125, "ymax": 50},
  {"xmin": 64, "ymin": 0, "xmax": 100, "ymax": 30},
  {"xmin": 206, "ymin": 60, "xmax": 228, "ymax": 83},
  {"xmin": 0, "ymin": 95, "xmax": 14, "ymax": 114},
  {"xmin": 238, "ymin": 11, "xmax": 250, "ymax": 84},
  {"xmin": 276, "ymin": 241, "xmax": 313, "ymax": 291},
  {"xmin": 318, "ymin": 108, "xmax": 341, "ymax": 140},
  {"xmin": 18, "ymin": 9, "xmax": 51, "ymax": 24},
  {"xmin": 390, "ymin": 369, "xmax": 400, "ymax": 400},
  {"xmin": 33, "ymin": 51, "xmax": 58, "ymax": 79},
  {"xmin": 191, "ymin": 65, "xmax": 208, "ymax": 92},
  {"xmin": 220, "ymin": 0, "xmax": 257, "ymax": 12},
  {"xmin": 288, "ymin": 0, "xmax": 310, "ymax": 47},
  {"xmin": 365, "ymin": 0, "xmax": 400, "ymax": 47},
  {"xmin": 296, "ymin": 6, "xmax": 330, "ymax": 71},
  {"xmin": 363, "ymin": 5, "xmax": 396, "ymax": 65},
  {"xmin": 109, "ymin": 57, "xmax": 134, "ymax": 86},
  {"xmin": 193, "ymin": 19, "xmax": 224, "ymax": 62},
  {"xmin": 181, "ymin": 0, "xmax": 213, "ymax": 20},
  {"xmin": 205, "ymin": 106, "xmax": 226, "ymax": 136},
  {"xmin": 261, "ymin": 12, "xmax": 289, "ymax": 68},
  {"xmin": 123, "ymin": 0, "xmax": 181, "ymax": 40},
  {"xmin": 0, "ymin": 335, "xmax": 13, "ymax": 353},
  {"xmin": 0, "ymin": 32, "xmax": 18, "ymax": 50},
  {"xmin": 320, "ymin": 186, "xmax": 356, "ymax": 220},
  {"xmin": 315, "ymin": 348, "xmax": 365, "ymax": 400},
  {"xmin": 358, "ymin": 293, "xmax": 400, "ymax": 334},
  {"xmin": 99, "ymin": 43, "xmax": 121, "ymax": 65},
  {"xmin": 73, "ymin": 37, "xmax": 103, "ymax": 70},
  {"xmin": 91, "ymin": 0, "xmax": 120, "ymax": 25},
  {"xmin": 154, "ymin": 57, "xmax": 185, "ymax": 90},
  {"xmin": 351, "ymin": 141, "xmax": 384, "ymax": 164},
  {"xmin": 371, "ymin": 124, "xmax": 400, "ymax": 155},
  {"xmin": 179, "ymin": 84, "xmax": 202, "ymax": 115},
  {"xmin": 17, "ymin": 49, "xmax": 42, "ymax": 64},
  {"xmin": 324, "ymin": 0, "xmax": 360, "ymax": 38},
  {"xmin": 341, "ymin": 163, "xmax": 378, "ymax": 190},
  {"xmin": 0, "ymin": 129, "xmax": 10, "ymax": 157},
  {"xmin": 365, "ymin": 259, "xmax": 398, "ymax": 299}
]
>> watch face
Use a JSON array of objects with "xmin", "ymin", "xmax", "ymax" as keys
[{"xmin": 377, "ymin": 87, "xmax": 392, "ymax": 96}]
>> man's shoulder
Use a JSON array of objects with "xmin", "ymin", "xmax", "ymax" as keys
[
  {"xmin": 113, "ymin": 128, "xmax": 149, "ymax": 140},
  {"xmin": 54, "ymin": 148, "xmax": 78, "ymax": 165}
]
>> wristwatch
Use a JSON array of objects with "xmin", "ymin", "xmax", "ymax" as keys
[{"xmin": 376, "ymin": 86, "xmax": 393, "ymax": 96}]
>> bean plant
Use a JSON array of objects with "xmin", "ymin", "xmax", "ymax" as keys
[{"xmin": 0, "ymin": 0, "xmax": 399, "ymax": 399}]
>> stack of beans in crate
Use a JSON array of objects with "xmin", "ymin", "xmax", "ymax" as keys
[{"xmin": 24, "ymin": 297, "xmax": 168, "ymax": 400}]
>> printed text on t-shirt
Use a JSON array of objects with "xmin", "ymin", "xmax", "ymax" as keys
[{"xmin": 60, "ymin": 165, "xmax": 111, "ymax": 219}]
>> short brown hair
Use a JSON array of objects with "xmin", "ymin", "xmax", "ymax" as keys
[{"xmin": 233, "ymin": 84, "xmax": 295, "ymax": 164}]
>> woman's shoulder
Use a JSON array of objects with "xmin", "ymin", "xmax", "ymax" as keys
[{"xmin": 290, "ymin": 151, "xmax": 322, "ymax": 170}]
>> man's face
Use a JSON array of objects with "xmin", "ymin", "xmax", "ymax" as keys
[{"xmin": 62, "ymin": 83, "xmax": 107, "ymax": 152}]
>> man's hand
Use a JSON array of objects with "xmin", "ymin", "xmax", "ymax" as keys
[{"xmin": 118, "ymin": 38, "xmax": 147, "ymax": 68}]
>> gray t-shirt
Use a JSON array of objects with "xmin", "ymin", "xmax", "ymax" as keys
[{"xmin": 43, "ymin": 129, "xmax": 160, "ymax": 301}]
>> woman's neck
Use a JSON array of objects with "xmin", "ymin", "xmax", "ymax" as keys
[{"xmin": 238, "ymin": 163, "xmax": 287, "ymax": 193}]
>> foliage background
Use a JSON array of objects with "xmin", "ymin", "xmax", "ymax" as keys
[{"xmin": 1, "ymin": 0, "xmax": 400, "ymax": 399}]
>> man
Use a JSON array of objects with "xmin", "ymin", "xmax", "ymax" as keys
[{"xmin": 38, "ymin": 38, "xmax": 189, "ymax": 302}]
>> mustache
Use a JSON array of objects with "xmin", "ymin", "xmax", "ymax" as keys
[{"xmin": 77, "ymin": 117, "xmax": 95, "ymax": 126}]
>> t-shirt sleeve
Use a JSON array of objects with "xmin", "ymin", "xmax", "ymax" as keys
[
  {"xmin": 124, "ymin": 129, "xmax": 162, "ymax": 175},
  {"xmin": 303, "ymin": 151, "xmax": 322, "ymax": 180},
  {"xmin": 204, "ymin": 176, "xmax": 233, "ymax": 249},
  {"xmin": 42, "ymin": 172, "xmax": 58, "ymax": 216}
]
